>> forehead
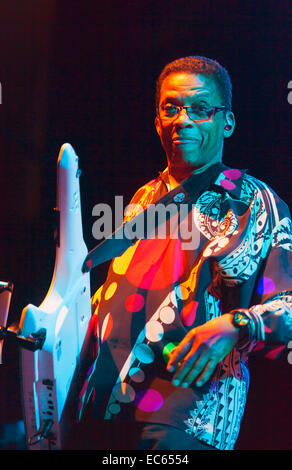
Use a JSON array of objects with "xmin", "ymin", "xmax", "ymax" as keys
[{"xmin": 159, "ymin": 72, "xmax": 220, "ymax": 103}]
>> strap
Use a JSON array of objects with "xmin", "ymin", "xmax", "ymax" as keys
[{"xmin": 82, "ymin": 162, "xmax": 227, "ymax": 272}]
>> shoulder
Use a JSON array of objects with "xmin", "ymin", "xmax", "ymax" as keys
[
  {"xmin": 123, "ymin": 174, "xmax": 166, "ymax": 222},
  {"xmin": 214, "ymin": 167, "xmax": 291, "ymax": 227},
  {"xmin": 130, "ymin": 176, "xmax": 163, "ymax": 203},
  {"xmin": 241, "ymin": 173, "xmax": 292, "ymax": 250},
  {"xmin": 241, "ymin": 173, "xmax": 290, "ymax": 218}
]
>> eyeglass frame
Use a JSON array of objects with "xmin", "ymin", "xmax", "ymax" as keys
[{"xmin": 157, "ymin": 104, "xmax": 228, "ymax": 123}]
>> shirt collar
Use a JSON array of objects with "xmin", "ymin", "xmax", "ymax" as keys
[
  {"xmin": 213, "ymin": 167, "xmax": 247, "ymax": 199},
  {"xmin": 158, "ymin": 165, "xmax": 247, "ymax": 200}
]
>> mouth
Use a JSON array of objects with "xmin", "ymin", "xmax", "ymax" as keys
[{"xmin": 172, "ymin": 138, "xmax": 199, "ymax": 144}]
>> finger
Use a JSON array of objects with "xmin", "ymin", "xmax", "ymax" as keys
[
  {"xmin": 167, "ymin": 340, "xmax": 192, "ymax": 372},
  {"xmin": 175, "ymin": 354, "xmax": 209, "ymax": 388},
  {"xmin": 194, "ymin": 359, "xmax": 217, "ymax": 387},
  {"xmin": 171, "ymin": 349, "xmax": 201, "ymax": 386}
]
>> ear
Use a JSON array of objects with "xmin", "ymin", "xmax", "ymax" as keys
[
  {"xmin": 155, "ymin": 116, "xmax": 162, "ymax": 138},
  {"xmin": 223, "ymin": 111, "xmax": 235, "ymax": 138}
]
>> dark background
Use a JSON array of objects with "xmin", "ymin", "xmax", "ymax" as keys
[{"xmin": 0, "ymin": 0, "xmax": 291, "ymax": 450}]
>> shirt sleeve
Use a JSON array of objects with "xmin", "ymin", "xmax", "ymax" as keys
[{"xmin": 239, "ymin": 184, "xmax": 292, "ymax": 359}]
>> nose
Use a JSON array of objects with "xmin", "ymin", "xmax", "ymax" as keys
[{"xmin": 173, "ymin": 108, "xmax": 193, "ymax": 127}]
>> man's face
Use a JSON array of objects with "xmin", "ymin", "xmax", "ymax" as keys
[{"xmin": 155, "ymin": 72, "xmax": 235, "ymax": 172}]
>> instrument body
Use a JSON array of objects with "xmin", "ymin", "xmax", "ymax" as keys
[{"xmin": 19, "ymin": 144, "xmax": 91, "ymax": 449}]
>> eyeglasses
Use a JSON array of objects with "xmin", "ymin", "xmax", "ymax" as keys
[{"xmin": 158, "ymin": 103, "xmax": 227, "ymax": 123}]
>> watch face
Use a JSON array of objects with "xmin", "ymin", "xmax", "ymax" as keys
[{"xmin": 234, "ymin": 311, "xmax": 250, "ymax": 327}]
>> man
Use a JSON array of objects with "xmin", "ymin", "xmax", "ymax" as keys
[{"xmin": 74, "ymin": 56, "xmax": 292, "ymax": 451}]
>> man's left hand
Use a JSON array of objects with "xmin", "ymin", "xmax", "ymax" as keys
[{"xmin": 166, "ymin": 314, "xmax": 240, "ymax": 388}]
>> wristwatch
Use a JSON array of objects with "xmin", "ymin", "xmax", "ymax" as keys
[
  {"xmin": 231, "ymin": 310, "xmax": 251, "ymax": 345},
  {"xmin": 232, "ymin": 310, "xmax": 250, "ymax": 327}
]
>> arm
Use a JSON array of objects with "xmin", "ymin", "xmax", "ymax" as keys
[
  {"xmin": 167, "ymin": 184, "xmax": 292, "ymax": 388},
  {"xmin": 166, "ymin": 295, "xmax": 292, "ymax": 388}
]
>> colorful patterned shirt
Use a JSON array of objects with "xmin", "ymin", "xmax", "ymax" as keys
[{"xmin": 78, "ymin": 163, "xmax": 292, "ymax": 450}]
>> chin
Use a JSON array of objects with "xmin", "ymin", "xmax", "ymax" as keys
[{"xmin": 174, "ymin": 153, "xmax": 202, "ymax": 168}]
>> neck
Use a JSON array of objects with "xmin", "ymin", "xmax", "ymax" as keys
[{"xmin": 167, "ymin": 156, "xmax": 222, "ymax": 188}]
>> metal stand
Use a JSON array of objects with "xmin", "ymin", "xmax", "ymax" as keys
[{"xmin": 0, "ymin": 323, "xmax": 46, "ymax": 352}]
